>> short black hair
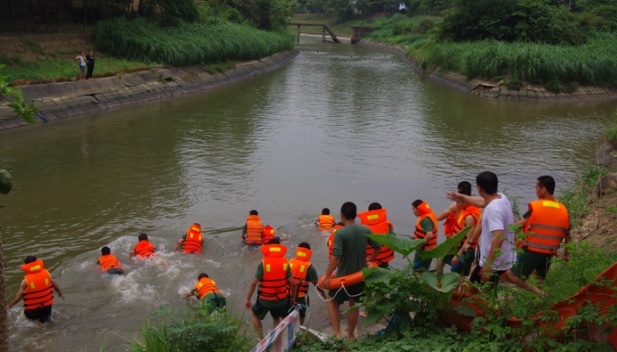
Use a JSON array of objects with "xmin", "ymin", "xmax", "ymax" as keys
[
  {"xmin": 298, "ymin": 242, "xmax": 311, "ymax": 249},
  {"xmin": 198, "ymin": 273, "xmax": 209, "ymax": 280},
  {"xmin": 368, "ymin": 202, "xmax": 382, "ymax": 211},
  {"xmin": 476, "ymin": 171, "xmax": 498, "ymax": 195},
  {"xmin": 101, "ymin": 246, "xmax": 111, "ymax": 255},
  {"xmin": 138, "ymin": 233, "xmax": 148, "ymax": 241},
  {"xmin": 249, "ymin": 210, "xmax": 258, "ymax": 216},
  {"xmin": 458, "ymin": 181, "xmax": 472, "ymax": 196},
  {"xmin": 24, "ymin": 255, "xmax": 37, "ymax": 264},
  {"xmin": 322, "ymin": 208, "xmax": 330, "ymax": 215},
  {"xmin": 340, "ymin": 202, "xmax": 357, "ymax": 220},
  {"xmin": 537, "ymin": 175, "xmax": 555, "ymax": 195},
  {"xmin": 412, "ymin": 199, "xmax": 423, "ymax": 208},
  {"xmin": 268, "ymin": 237, "xmax": 280, "ymax": 244}
]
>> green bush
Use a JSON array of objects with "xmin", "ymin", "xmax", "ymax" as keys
[
  {"xmin": 94, "ymin": 17, "xmax": 295, "ymax": 66},
  {"xmin": 129, "ymin": 302, "xmax": 254, "ymax": 352}
]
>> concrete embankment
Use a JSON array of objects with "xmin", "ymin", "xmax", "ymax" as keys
[
  {"xmin": 0, "ymin": 50, "xmax": 299, "ymax": 131},
  {"xmin": 358, "ymin": 41, "xmax": 617, "ymax": 101}
]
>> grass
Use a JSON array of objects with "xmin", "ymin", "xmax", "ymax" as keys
[
  {"xmin": 95, "ymin": 17, "xmax": 295, "ymax": 67},
  {"xmin": 0, "ymin": 56, "xmax": 154, "ymax": 84}
]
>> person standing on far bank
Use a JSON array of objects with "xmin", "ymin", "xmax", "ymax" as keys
[{"xmin": 86, "ymin": 50, "xmax": 95, "ymax": 79}]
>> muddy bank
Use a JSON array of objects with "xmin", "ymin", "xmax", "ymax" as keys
[
  {"xmin": 0, "ymin": 50, "xmax": 299, "ymax": 131},
  {"xmin": 358, "ymin": 41, "xmax": 617, "ymax": 101}
]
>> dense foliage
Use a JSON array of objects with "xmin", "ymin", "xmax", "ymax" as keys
[
  {"xmin": 129, "ymin": 302, "xmax": 254, "ymax": 352},
  {"xmin": 94, "ymin": 17, "xmax": 295, "ymax": 66}
]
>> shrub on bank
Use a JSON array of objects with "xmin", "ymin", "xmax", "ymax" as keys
[
  {"xmin": 428, "ymin": 33, "xmax": 617, "ymax": 88},
  {"xmin": 95, "ymin": 17, "xmax": 295, "ymax": 67}
]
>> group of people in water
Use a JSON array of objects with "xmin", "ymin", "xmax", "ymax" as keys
[{"xmin": 8, "ymin": 170, "xmax": 570, "ymax": 341}]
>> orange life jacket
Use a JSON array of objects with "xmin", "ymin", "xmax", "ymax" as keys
[
  {"xmin": 182, "ymin": 223, "xmax": 203, "ymax": 254},
  {"xmin": 523, "ymin": 199, "xmax": 570, "ymax": 255},
  {"xmin": 193, "ymin": 277, "xmax": 222, "ymax": 299},
  {"xmin": 443, "ymin": 211, "xmax": 457, "ymax": 238},
  {"xmin": 134, "ymin": 240, "xmax": 155, "ymax": 258},
  {"xmin": 358, "ymin": 208, "xmax": 394, "ymax": 264},
  {"xmin": 21, "ymin": 259, "xmax": 54, "ymax": 310},
  {"xmin": 262, "ymin": 225, "xmax": 276, "ymax": 245},
  {"xmin": 414, "ymin": 202, "xmax": 438, "ymax": 250},
  {"xmin": 289, "ymin": 247, "xmax": 312, "ymax": 298},
  {"xmin": 98, "ymin": 254, "xmax": 121, "ymax": 271},
  {"xmin": 245, "ymin": 215, "xmax": 264, "ymax": 245},
  {"xmin": 259, "ymin": 244, "xmax": 289, "ymax": 301},
  {"xmin": 318, "ymin": 214, "xmax": 336, "ymax": 232},
  {"xmin": 327, "ymin": 224, "xmax": 344, "ymax": 260},
  {"xmin": 453, "ymin": 205, "xmax": 480, "ymax": 249}
]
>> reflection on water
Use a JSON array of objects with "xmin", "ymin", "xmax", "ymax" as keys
[{"xmin": 1, "ymin": 36, "xmax": 616, "ymax": 350}]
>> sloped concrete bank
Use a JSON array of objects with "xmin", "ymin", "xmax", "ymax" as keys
[
  {"xmin": 358, "ymin": 41, "xmax": 617, "ymax": 101},
  {"xmin": 0, "ymin": 50, "xmax": 300, "ymax": 131}
]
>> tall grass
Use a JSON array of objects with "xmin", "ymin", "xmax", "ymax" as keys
[
  {"xmin": 95, "ymin": 17, "xmax": 295, "ymax": 67},
  {"xmin": 429, "ymin": 33, "xmax": 617, "ymax": 86},
  {"xmin": 128, "ymin": 302, "xmax": 254, "ymax": 352}
]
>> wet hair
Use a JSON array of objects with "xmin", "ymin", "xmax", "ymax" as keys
[
  {"xmin": 138, "ymin": 233, "xmax": 148, "ymax": 241},
  {"xmin": 537, "ymin": 175, "xmax": 555, "ymax": 195},
  {"xmin": 411, "ymin": 199, "xmax": 424, "ymax": 208},
  {"xmin": 340, "ymin": 202, "xmax": 357, "ymax": 220},
  {"xmin": 249, "ymin": 210, "xmax": 258, "ymax": 216},
  {"xmin": 321, "ymin": 208, "xmax": 330, "ymax": 215},
  {"xmin": 368, "ymin": 202, "xmax": 382, "ymax": 211},
  {"xmin": 24, "ymin": 255, "xmax": 37, "ymax": 264},
  {"xmin": 458, "ymin": 181, "xmax": 472, "ymax": 196},
  {"xmin": 476, "ymin": 171, "xmax": 498, "ymax": 195},
  {"xmin": 101, "ymin": 246, "xmax": 111, "ymax": 255},
  {"xmin": 198, "ymin": 273, "xmax": 209, "ymax": 280},
  {"xmin": 298, "ymin": 242, "xmax": 311, "ymax": 250},
  {"xmin": 268, "ymin": 237, "xmax": 280, "ymax": 244}
]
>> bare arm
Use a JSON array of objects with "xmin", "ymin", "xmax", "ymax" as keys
[
  {"xmin": 321, "ymin": 256, "xmax": 340, "ymax": 289},
  {"xmin": 173, "ymin": 238, "xmax": 183, "ymax": 251},
  {"xmin": 51, "ymin": 278, "xmax": 64, "ymax": 300},
  {"xmin": 288, "ymin": 276, "xmax": 297, "ymax": 304},
  {"xmin": 436, "ymin": 202, "xmax": 457, "ymax": 221},
  {"xmin": 244, "ymin": 278, "xmax": 259, "ymax": 310},
  {"xmin": 446, "ymin": 192, "xmax": 486, "ymax": 208},
  {"xmin": 7, "ymin": 280, "xmax": 27, "ymax": 309}
]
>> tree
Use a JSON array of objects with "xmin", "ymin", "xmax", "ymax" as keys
[{"xmin": 0, "ymin": 65, "xmax": 36, "ymax": 352}]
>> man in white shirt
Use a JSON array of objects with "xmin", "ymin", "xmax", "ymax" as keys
[{"xmin": 448, "ymin": 171, "xmax": 516, "ymax": 287}]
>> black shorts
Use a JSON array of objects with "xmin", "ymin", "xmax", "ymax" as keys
[
  {"xmin": 24, "ymin": 305, "xmax": 52, "ymax": 323},
  {"xmin": 470, "ymin": 266, "xmax": 506, "ymax": 289},
  {"xmin": 328, "ymin": 281, "xmax": 365, "ymax": 305}
]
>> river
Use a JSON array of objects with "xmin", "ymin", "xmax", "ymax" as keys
[{"xmin": 1, "ymin": 36, "xmax": 616, "ymax": 351}]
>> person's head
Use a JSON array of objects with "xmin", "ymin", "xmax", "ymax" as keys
[
  {"xmin": 368, "ymin": 202, "xmax": 382, "ymax": 211},
  {"xmin": 80, "ymin": 51, "xmax": 85, "ymax": 56},
  {"xmin": 249, "ymin": 210, "xmax": 258, "ymax": 216},
  {"xmin": 458, "ymin": 181, "xmax": 472, "ymax": 196},
  {"xmin": 476, "ymin": 171, "xmax": 498, "ymax": 196},
  {"xmin": 198, "ymin": 273, "xmax": 209, "ymax": 280},
  {"xmin": 411, "ymin": 199, "xmax": 432, "ymax": 217},
  {"xmin": 298, "ymin": 242, "xmax": 311, "ymax": 250},
  {"xmin": 101, "ymin": 246, "xmax": 111, "ymax": 255},
  {"xmin": 340, "ymin": 202, "xmax": 357, "ymax": 221},
  {"xmin": 138, "ymin": 233, "xmax": 148, "ymax": 242},
  {"xmin": 89, "ymin": 50, "xmax": 93, "ymax": 54},
  {"xmin": 536, "ymin": 175, "xmax": 555, "ymax": 198},
  {"xmin": 321, "ymin": 208, "xmax": 330, "ymax": 215},
  {"xmin": 24, "ymin": 255, "xmax": 37, "ymax": 264},
  {"xmin": 267, "ymin": 237, "xmax": 280, "ymax": 245}
]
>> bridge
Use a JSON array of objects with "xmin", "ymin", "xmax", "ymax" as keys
[{"xmin": 289, "ymin": 22, "xmax": 340, "ymax": 44}]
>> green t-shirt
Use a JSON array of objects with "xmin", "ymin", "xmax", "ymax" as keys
[
  {"xmin": 420, "ymin": 217, "xmax": 434, "ymax": 233},
  {"xmin": 332, "ymin": 223, "xmax": 381, "ymax": 277},
  {"xmin": 304, "ymin": 264, "xmax": 319, "ymax": 284}
]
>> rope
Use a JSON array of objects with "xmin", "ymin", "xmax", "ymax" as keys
[{"xmin": 313, "ymin": 282, "xmax": 365, "ymax": 302}]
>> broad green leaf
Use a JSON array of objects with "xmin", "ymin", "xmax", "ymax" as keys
[
  {"xmin": 368, "ymin": 233, "xmax": 425, "ymax": 257},
  {"xmin": 418, "ymin": 227, "xmax": 470, "ymax": 260},
  {"xmin": 0, "ymin": 169, "xmax": 12, "ymax": 195},
  {"xmin": 420, "ymin": 271, "xmax": 460, "ymax": 293},
  {"xmin": 363, "ymin": 266, "xmax": 392, "ymax": 285},
  {"xmin": 364, "ymin": 309, "xmax": 384, "ymax": 325},
  {"xmin": 455, "ymin": 304, "xmax": 477, "ymax": 318}
]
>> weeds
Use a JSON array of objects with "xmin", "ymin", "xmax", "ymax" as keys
[
  {"xmin": 559, "ymin": 166, "xmax": 607, "ymax": 227},
  {"xmin": 95, "ymin": 17, "xmax": 295, "ymax": 67},
  {"xmin": 128, "ymin": 302, "xmax": 253, "ymax": 352}
]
